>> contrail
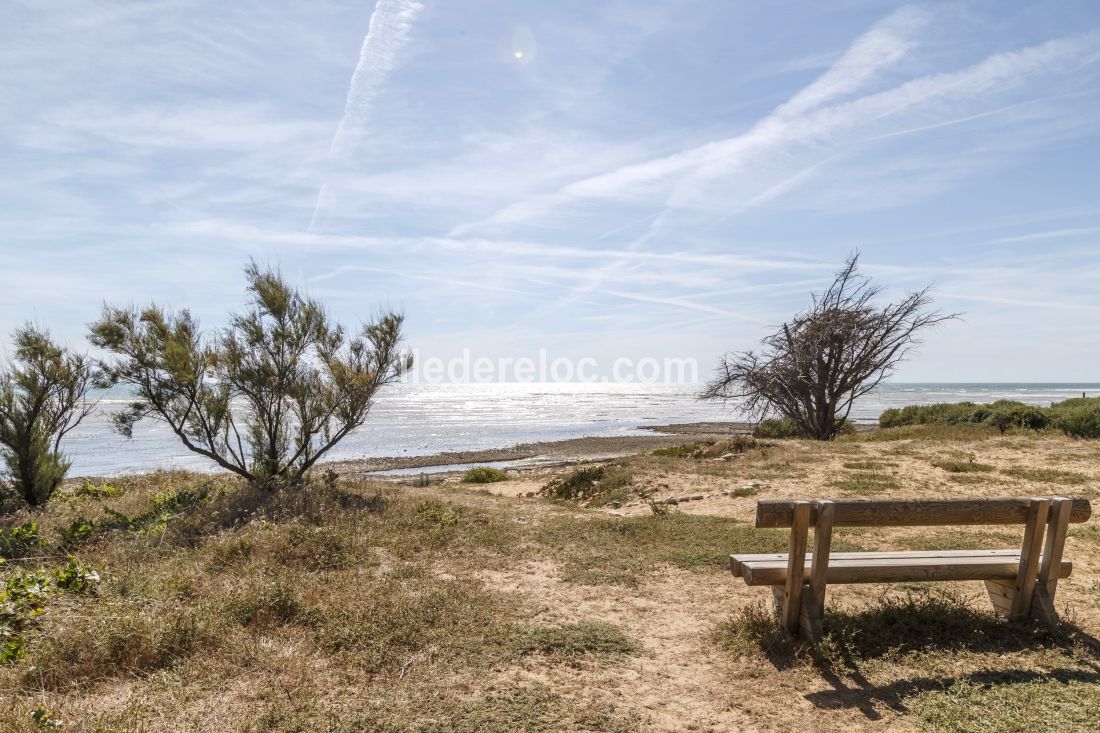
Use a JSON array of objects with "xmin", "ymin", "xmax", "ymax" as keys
[{"xmin": 309, "ymin": 0, "xmax": 425, "ymax": 230}]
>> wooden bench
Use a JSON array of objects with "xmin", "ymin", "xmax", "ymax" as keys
[{"xmin": 730, "ymin": 496, "xmax": 1092, "ymax": 641}]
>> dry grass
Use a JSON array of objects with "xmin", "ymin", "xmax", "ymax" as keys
[{"xmin": 2, "ymin": 431, "xmax": 1100, "ymax": 732}]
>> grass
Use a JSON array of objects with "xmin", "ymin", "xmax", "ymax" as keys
[
  {"xmin": 531, "ymin": 513, "xmax": 862, "ymax": 587},
  {"xmin": 512, "ymin": 621, "xmax": 640, "ymax": 659},
  {"xmin": 932, "ymin": 456, "xmax": 995, "ymax": 473},
  {"xmin": 410, "ymin": 686, "xmax": 639, "ymax": 733},
  {"xmin": 828, "ymin": 470, "xmax": 900, "ymax": 495},
  {"xmin": 461, "ymin": 466, "xmax": 511, "ymax": 483},
  {"xmin": 650, "ymin": 444, "xmax": 699, "ymax": 458},
  {"xmin": 4, "ymin": 430, "xmax": 1100, "ymax": 732},
  {"xmin": 727, "ymin": 485, "xmax": 761, "ymax": 497},
  {"xmin": 909, "ymin": 676, "xmax": 1100, "ymax": 733},
  {"xmin": 841, "ymin": 459, "xmax": 897, "ymax": 470},
  {"xmin": 843, "ymin": 424, "xmax": 998, "ymax": 443},
  {"xmin": 714, "ymin": 588, "xmax": 1088, "ymax": 673},
  {"xmin": 898, "ymin": 528, "xmax": 1021, "ymax": 552},
  {"xmin": 1069, "ymin": 523, "xmax": 1100, "ymax": 546},
  {"xmin": 1001, "ymin": 466, "xmax": 1091, "ymax": 485},
  {"xmin": 714, "ymin": 586, "xmax": 1100, "ymax": 732},
  {"xmin": 946, "ymin": 473, "xmax": 1001, "ymax": 485}
]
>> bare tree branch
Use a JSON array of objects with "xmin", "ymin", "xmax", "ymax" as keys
[{"xmin": 701, "ymin": 253, "xmax": 959, "ymax": 440}]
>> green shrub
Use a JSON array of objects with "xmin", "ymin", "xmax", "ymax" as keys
[
  {"xmin": 983, "ymin": 400, "xmax": 1050, "ymax": 434},
  {"xmin": 415, "ymin": 500, "xmax": 462, "ymax": 526},
  {"xmin": 541, "ymin": 465, "xmax": 633, "ymax": 504},
  {"xmin": 1, "ymin": 569, "xmax": 51, "ymax": 664},
  {"xmin": 461, "ymin": 466, "xmax": 510, "ymax": 483},
  {"xmin": 0, "ymin": 327, "xmax": 100, "ymax": 507},
  {"xmin": 880, "ymin": 399, "xmax": 1054, "ymax": 434},
  {"xmin": 753, "ymin": 418, "xmax": 806, "ymax": 439},
  {"xmin": 0, "ymin": 522, "xmax": 44, "ymax": 559},
  {"xmin": 1049, "ymin": 397, "xmax": 1100, "ymax": 439},
  {"xmin": 879, "ymin": 402, "xmax": 991, "ymax": 428},
  {"xmin": 57, "ymin": 517, "xmax": 99, "ymax": 547},
  {"xmin": 76, "ymin": 480, "xmax": 123, "ymax": 498},
  {"xmin": 53, "ymin": 556, "xmax": 100, "ymax": 593}
]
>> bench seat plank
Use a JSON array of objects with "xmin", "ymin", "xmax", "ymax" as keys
[
  {"xmin": 730, "ymin": 549, "xmax": 1018, "ymax": 575},
  {"xmin": 736, "ymin": 551, "xmax": 1072, "ymax": 586}
]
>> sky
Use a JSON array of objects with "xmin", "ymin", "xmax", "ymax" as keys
[{"xmin": 2, "ymin": 0, "xmax": 1099, "ymax": 382}]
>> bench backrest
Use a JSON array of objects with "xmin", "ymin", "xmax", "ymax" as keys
[{"xmin": 755, "ymin": 497, "xmax": 1092, "ymax": 528}]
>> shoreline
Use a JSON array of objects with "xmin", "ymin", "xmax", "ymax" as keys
[{"xmin": 328, "ymin": 421, "xmax": 755, "ymax": 476}]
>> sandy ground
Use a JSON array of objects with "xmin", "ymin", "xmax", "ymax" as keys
[{"xmin": 375, "ymin": 428, "xmax": 1100, "ymax": 731}]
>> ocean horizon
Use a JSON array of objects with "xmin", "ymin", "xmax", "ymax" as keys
[{"xmin": 62, "ymin": 382, "xmax": 1100, "ymax": 477}]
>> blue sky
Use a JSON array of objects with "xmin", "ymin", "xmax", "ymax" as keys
[{"xmin": 2, "ymin": 0, "xmax": 1099, "ymax": 382}]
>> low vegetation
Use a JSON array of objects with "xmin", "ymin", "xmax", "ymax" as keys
[
  {"xmin": 512, "ymin": 621, "xmax": 640, "ymax": 659},
  {"xmin": 828, "ymin": 470, "xmax": 900, "ymax": 495},
  {"xmin": 880, "ymin": 396, "xmax": 1100, "ymax": 439},
  {"xmin": 540, "ymin": 464, "xmax": 634, "ymax": 506},
  {"xmin": 2, "ymin": 426, "xmax": 1098, "ymax": 731},
  {"xmin": 932, "ymin": 454, "xmax": 995, "ymax": 473},
  {"xmin": 0, "ymin": 327, "xmax": 99, "ymax": 508},
  {"xmin": 460, "ymin": 466, "xmax": 510, "ymax": 483},
  {"xmin": 1002, "ymin": 466, "xmax": 1091, "ymax": 485}
]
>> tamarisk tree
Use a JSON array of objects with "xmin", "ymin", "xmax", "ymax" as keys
[
  {"xmin": 90, "ymin": 262, "xmax": 412, "ymax": 484},
  {"xmin": 0, "ymin": 327, "xmax": 98, "ymax": 506},
  {"xmin": 702, "ymin": 255, "xmax": 955, "ymax": 440}
]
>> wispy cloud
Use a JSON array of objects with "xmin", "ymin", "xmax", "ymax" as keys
[
  {"xmin": 311, "ymin": 0, "xmax": 425, "ymax": 228},
  {"xmin": 327, "ymin": 0, "xmax": 425, "ymax": 157},
  {"xmin": 460, "ymin": 22, "xmax": 1100, "ymax": 234},
  {"xmin": 981, "ymin": 225, "xmax": 1100, "ymax": 245}
]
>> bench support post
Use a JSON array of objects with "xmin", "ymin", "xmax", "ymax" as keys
[
  {"xmin": 800, "ymin": 500, "xmax": 835, "ymax": 642},
  {"xmin": 1031, "ymin": 496, "xmax": 1072, "ymax": 625},
  {"xmin": 1008, "ymin": 498, "xmax": 1050, "ymax": 621},
  {"xmin": 781, "ymin": 501, "xmax": 811, "ymax": 636}
]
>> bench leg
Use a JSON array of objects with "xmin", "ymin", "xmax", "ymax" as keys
[
  {"xmin": 782, "ymin": 502, "xmax": 811, "ymax": 636},
  {"xmin": 1031, "ymin": 497, "xmax": 1072, "ymax": 626},
  {"xmin": 770, "ymin": 584, "xmax": 823, "ymax": 642},
  {"xmin": 806, "ymin": 500, "xmax": 834, "ymax": 643},
  {"xmin": 799, "ymin": 586, "xmax": 824, "ymax": 643},
  {"xmin": 985, "ymin": 579, "xmax": 1015, "ymax": 617},
  {"xmin": 1009, "ymin": 498, "xmax": 1050, "ymax": 621}
]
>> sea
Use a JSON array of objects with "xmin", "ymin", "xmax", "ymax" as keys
[{"xmin": 58, "ymin": 383, "xmax": 1100, "ymax": 477}]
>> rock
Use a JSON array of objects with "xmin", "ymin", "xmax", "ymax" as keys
[
  {"xmin": 677, "ymin": 493, "xmax": 705, "ymax": 502},
  {"xmin": 741, "ymin": 482, "xmax": 762, "ymax": 490}
]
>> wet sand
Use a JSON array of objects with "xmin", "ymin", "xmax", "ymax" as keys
[{"xmin": 328, "ymin": 421, "xmax": 755, "ymax": 475}]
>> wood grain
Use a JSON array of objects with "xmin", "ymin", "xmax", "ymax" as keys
[
  {"xmin": 730, "ymin": 549, "xmax": 1020, "ymax": 575},
  {"xmin": 782, "ymin": 502, "xmax": 811, "ymax": 635},
  {"xmin": 739, "ymin": 554, "xmax": 1072, "ymax": 586},
  {"xmin": 755, "ymin": 496, "xmax": 1091, "ymax": 529},
  {"xmin": 1009, "ymin": 498, "xmax": 1050, "ymax": 620},
  {"xmin": 809, "ymin": 500, "xmax": 835, "ymax": 621},
  {"xmin": 1032, "ymin": 496, "xmax": 1073, "ymax": 624}
]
